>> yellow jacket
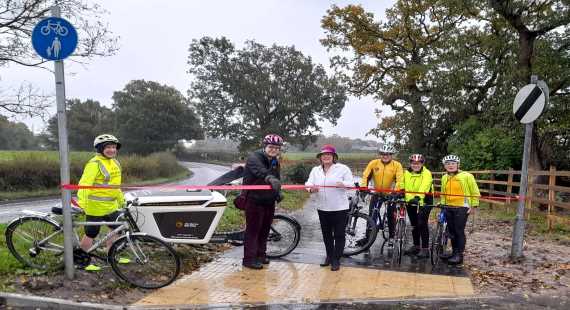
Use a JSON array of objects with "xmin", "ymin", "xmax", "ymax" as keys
[
  {"xmin": 360, "ymin": 159, "xmax": 403, "ymax": 191},
  {"xmin": 78, "ymin": 154, "xmax": 124, "ymax": 216},
  {"xmin": 440, "ymin": 171, "xmax": 480, "ymax": 208},
  {"xmin": 400, "ymin": 167, "xmax": 433, "ymax": 206}
]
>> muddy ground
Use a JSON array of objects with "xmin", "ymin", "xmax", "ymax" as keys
[{"xmin": 465, "ymin": 215, "xmax": 570, "ymax": 296}]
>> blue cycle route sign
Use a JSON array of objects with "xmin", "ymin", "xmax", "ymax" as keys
[{"xmin": 32, "ymin": 17, "xmax": 78, "ymax": 61}]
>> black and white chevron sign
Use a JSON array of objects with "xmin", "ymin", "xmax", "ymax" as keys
[{"xmin": 513, "ymin": 84, "xmax": 546, "ymax": 124}]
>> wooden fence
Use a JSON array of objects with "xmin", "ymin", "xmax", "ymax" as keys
[
  {"xmin": 433, "ymin": 167, "xmax": 570, "ymax": 231},
  {"xmin": 352, "ymin": 165, "xmax": 570, "ymax": 231}
]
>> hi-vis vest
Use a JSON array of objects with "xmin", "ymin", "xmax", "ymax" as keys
[
  {"xmin": 440, "ymin": 171, "xmax": 481, "ymax": 208},
  {"xmin": 400, "ymin": 167, "xmax": 433, "ymax": 206},
  {"xmin": 78, "ymin": 154, "xmax": 124, "ymax": 216}
]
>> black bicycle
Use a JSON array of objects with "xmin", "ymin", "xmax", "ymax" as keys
[
  {"xmin": 430, "ymin": 204, "xmax": 450, "ymax": 266},
  {"xmin": 207, "ymin": 166, "xmax": 301, "ymax": 258},
  {"xmin": 343, "ymin": 183, "xmax": 377, "ymax": 256}
]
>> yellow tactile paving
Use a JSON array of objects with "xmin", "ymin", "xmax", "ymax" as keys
[{"xmin": 135, "ymin": 257, "xmax": 474, "ymax": 306}]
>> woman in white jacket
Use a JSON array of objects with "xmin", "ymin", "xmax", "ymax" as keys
[{"xmin": 305, "ymin": 144, "xmax": 354, "ymax": 271}]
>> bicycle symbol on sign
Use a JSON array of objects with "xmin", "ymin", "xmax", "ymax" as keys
[{"xmin": 41, "ymin": 20, "xmax": 69, "ymax": 36}]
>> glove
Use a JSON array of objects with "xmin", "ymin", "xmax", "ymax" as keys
[
  {"xmin": 411, "ymin": 196, "xmax": 421, "ymax": 205},
  {"xmin": 276, "ymin": 192, "xmax": 284, "ymax": 203},
  {"xmin": 265, "ymin": 175, "xmax": 281, "ymax": 192},
  {"xmin": 391, "ymin": 191, "xmax": 404, "ymax": 200}
]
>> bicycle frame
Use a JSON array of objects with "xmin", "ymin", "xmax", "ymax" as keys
[{"xmin": 73, "ymin": 221, "xmax": 130, "ymax": 254}]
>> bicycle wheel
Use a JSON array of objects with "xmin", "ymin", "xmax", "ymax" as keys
[
  {"xmin": 266, "ymin": 214, "xmax": 300, "ymax": 258},
  {"xmin": 392, "ymin": 219, "xmax": 406, "ymax": 265},
  {"xmin": 108, "ymin": 234, "xmax": 180, "ymax": 289},
  {"xmin": 5, "ymin": 217, "xmax": 65, "ymax": 270},
  {"xmin": 430, "ymin": 223, "xmax": 443, "ymax": 266},
  {"xmin": 343, "ymin": 212, "xmax": 377, "ymax": 256}
]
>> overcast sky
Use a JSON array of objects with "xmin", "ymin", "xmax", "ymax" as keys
[{"xmin": 4, "ymin": 0, "xmax": 394, "ymax": 139}]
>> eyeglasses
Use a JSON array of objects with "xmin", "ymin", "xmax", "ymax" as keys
[
  {"xmin": 379, "ymin": 153, "xmax": 392, "ymax": 156},
  {"xmin": 266, "ymin": 145, "xmax": 281, "ymax": 151}
]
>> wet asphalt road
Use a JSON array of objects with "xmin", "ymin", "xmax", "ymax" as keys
[{"xmin": 0, "ymin": 162, "xmax": 229, "ymax": 224}]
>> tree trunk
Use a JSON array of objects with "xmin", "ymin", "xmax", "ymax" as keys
[
  {"xmin": 408, "ymin": 89, "xmax": 426, "ymax": 155},
  {"xmin": 518, "ymin": 31, "xmax": 535, "ymax": 83}
]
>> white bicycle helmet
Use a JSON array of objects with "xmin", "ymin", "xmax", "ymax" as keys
[
  {"xmin": 93, "ymin": 134, "xmax": 121, "ymax": 149},
  {"xmin": 442, "ymin": 154, "xmax": 460, "ymax": 164},
  {"xmin": 378, "ymin": 143, "xmax": 396, "ymax": 154}
]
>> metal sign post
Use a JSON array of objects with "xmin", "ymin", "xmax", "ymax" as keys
[
  {"xmin": 32, "ymin": 6, "xmax": 78, "ymax": 279},
  {"xmin": 511, "ymin": 75, "xmax": 547, "ymax": 260}
]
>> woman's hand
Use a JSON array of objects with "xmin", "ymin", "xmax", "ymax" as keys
[{"xmin": 307, "ymin": 186, "xmax": 319, "ymax": 193}]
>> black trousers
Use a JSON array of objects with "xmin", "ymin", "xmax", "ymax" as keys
[
  {"xmin": 368, "ymin": 195, "xmax": 395, "ymax": 238},
  {"xmin": 317, "ymin": 209, "xmax": 348, "ymax": 262},
  {"xmin": 445, "ymin": 207, "xmax": 469, "ymax": 254},
  {"xmin": 243, "ymin": 200, "xmax": 275, "ymax": 264},
  {"xmin": 406, "ymin": 204, "xmax": 432, "ymax": 248}
]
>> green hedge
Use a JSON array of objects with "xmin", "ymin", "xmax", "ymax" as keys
[{"xmin": 0, "ymin": 151, "xmax": 185, "ymax": 191}]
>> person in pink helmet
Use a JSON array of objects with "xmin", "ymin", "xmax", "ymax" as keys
[
  {"xmin": 305, "ymin": 144, "xmax": 353, "ymax": 271},
  {"xmin": 241, "ymin": 134, "xmax": 284, "ymax": 269}
]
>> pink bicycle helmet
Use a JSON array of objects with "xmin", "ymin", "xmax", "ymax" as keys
[{"xmin": 262, "ymin": 134, "xmax": 284, "ymax": 146}]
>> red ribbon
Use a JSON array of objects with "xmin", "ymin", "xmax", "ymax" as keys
[{"xmin": 61, "ymin": 183, "xmax": 520, "ymax": 202}]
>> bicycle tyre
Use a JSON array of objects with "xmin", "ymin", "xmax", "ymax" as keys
[
  {"xmin": 108, "ymin": 234, "xmax": 180, "ymax": 289},
  {"xmin": 5, "ymin": 216, "xmax": 65, "ymax": 270},
  {"xmin": 392, "ymin": 219, "xmax": 405, "ymax": 265},
  {"xmin": 381, "ymin": 207, "xmax": 390, "ymax": 240},
  {"xmin": 266, "ymin": 214, "xmax": 300, "ymax": 258},
  {"xmin": 343, "ymin": 212, "xmax": 377, "ymax": 256},
  {"xmin": 430, "ymin": 223, "xmax": 443, "ymax": 266}
]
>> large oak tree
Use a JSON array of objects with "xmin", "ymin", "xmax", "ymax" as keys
[{"xmin": 187, "ymin": 37, "xmax": 347, "ymax": 151}]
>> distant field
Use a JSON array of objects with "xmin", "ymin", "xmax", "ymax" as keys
[{"xmin": 283, "ymin": 152, "xmax": 376, "ymax": 161}]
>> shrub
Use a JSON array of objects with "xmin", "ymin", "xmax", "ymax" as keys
[
  {"xmin": 0, "ymin": 151, "xmax": 186, "ymax": 191},
  {"xmin": 282, "ymin": 162, "xmax": 313, "ymax": 184}
]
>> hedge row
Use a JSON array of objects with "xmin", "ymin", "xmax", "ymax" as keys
[{"xmin": 0, "ymin": 151, "xmax": 185, "ymax": 191}]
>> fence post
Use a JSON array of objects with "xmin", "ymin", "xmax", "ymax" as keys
[
  {"xmin": 548, "ymin": 165, "xmax": 556, "ymax": 232},
  {"xmin": 525, "ymin": 169, "xmax": 533, "ymax": 220},
  {"xmin": 489, "ymin": 172, "xmax": 495, "ymax": 210},
  {"xmin": 506, "ymin": 168, "xmax": 514, "ymax": 211}
]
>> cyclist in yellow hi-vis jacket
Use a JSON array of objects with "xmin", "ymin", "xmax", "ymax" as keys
[
  {"xmin": 359, "ymin": 143, "xmax": 403, "ymax": 247},
  {"xmin": 78, "ymin": 134, "xmax": 126, "ymax": 271},
  {"xmin": 400, "ymin": 154, "xmax": 433, "ymax": 259},
  {"xmin": 439, "ymin": 154, "xmax": 480, "ymax": 265}
]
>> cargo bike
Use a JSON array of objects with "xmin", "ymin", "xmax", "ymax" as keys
[{"xmin": 5, "ymin": 167, "xmax": 301, "ymax": 288}]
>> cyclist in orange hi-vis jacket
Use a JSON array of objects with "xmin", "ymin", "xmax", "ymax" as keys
[
  {"xmin": 439, "ymin": 154, "xmax": 480, "ymax": 265},
  {"xmin": 359, "ymin": 143, "xmax": 403, "ymax": 247}
]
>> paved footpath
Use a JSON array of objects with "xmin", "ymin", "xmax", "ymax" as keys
[{"xmin": 135, "ymin": 194, "xmax": 474, "ymax": 307}]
